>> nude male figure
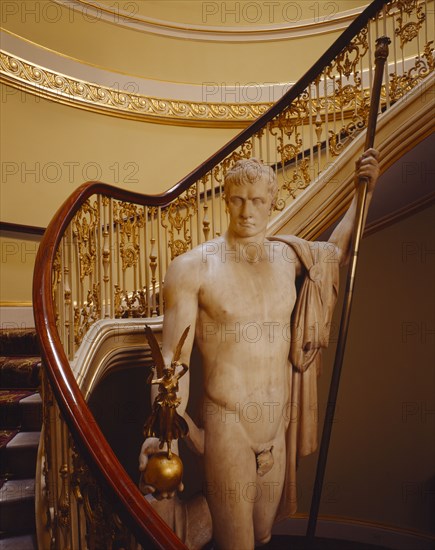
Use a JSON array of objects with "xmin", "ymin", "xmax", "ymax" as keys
[{"xmin": 140, "ymin": 152, "xmax": 379, "ymax": 549}]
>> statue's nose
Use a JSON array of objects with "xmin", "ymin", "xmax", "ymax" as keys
[{"xmin": 241, "ymin": 201, "xmax": 252, "ymax": 218}]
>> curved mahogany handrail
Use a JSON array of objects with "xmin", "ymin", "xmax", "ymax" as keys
[
  {"xmin": 33, "ymin": 183, "xmax": 189, "ymax": 549},
  {"xmin": 33, "ymin": 1, "xmax": 388, "ymax": 547}
]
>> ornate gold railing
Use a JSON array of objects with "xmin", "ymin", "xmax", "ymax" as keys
[{"xmin": 33, "ymin": 0, "xmax": 434, "ymax": 548}]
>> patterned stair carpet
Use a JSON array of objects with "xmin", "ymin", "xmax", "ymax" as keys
[
  {"xmin": 0, "ymin": 358, "xmax": 41, "ymax": 390},
  {"xmin": 0, "ymin": 329, "xmax": 40, "ymax": 357},
  {"xmin": 0, "ymin": 390, "xmax": 36, "ymax": 428},
  {"xmin": 0, "ymin": 328, "xmax": 41, "ymax": 547}
]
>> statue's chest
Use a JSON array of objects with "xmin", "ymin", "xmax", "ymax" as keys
[{"xmin": 199, "ymin": 259, "xmax": 296, "ymax": 323}]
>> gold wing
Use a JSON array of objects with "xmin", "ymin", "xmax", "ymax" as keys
[
  {"xmin": 144, "ymin": 325, "xmax": 165, "ymax": 377},
  {"xmin": 173, "ymin": 325, "xmax": 191, "ymax": 364}
]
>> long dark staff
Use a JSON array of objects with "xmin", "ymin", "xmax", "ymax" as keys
[{"xmin": 307, "ymin": 35, "xmax": 390, "ymax": 538}]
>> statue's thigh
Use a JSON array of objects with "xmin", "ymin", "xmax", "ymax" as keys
[
  {"xmin": 253, "ymin": 432, "xmax": 287, "ymax": 543},
  {"xmin": 204, "ymin": 424, "xmax": 257, "ymax": 549}
]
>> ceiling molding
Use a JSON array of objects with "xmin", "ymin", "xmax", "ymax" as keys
[
  {"xmin": 53, "ymin": 0, "xmax": 367, "ymax": 43},
  {"xmin": 0, "ymin": 46, "xmax": 426, "ymax": 128},
  {"xmin": 0, "ymin": 29, "xmax": 293, "ymax": 103},
  {"xmin": 0, "ymin": 50, "xmax": 273, "ymax": 128}
]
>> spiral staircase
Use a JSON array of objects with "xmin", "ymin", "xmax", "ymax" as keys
[{"xmin": 2, "ymin": 0, "xmax": 433, "ymax": 548}]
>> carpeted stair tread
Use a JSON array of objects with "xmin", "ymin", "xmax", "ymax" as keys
[
  {"xmin": 4, "ymin": 432, "xmax": 40, "ymax": 479},
  {"xmin": 0, "ymin": 329, "xmax": 41, "ymax": 543},
  {"xmin": 6, "ymin": 431, "xmax": 40, "ymax": 450},
  {"xmin": 0, "ymin": 390, "xmax": 35, "ymax": 406},
  {"xmin": 0, "ymin": 430, "xmax": 19, "ymax": 450},
  {"xmin": 0, "ymin": 478, "xmax": 35, "ymax": 503},
  {"xmin": 0, "ymin": 430, "xmax": 18, "ymax": 480},
  {"xmin": 0, "ymin": 390, "xmax": 37, "ymax": 429},
  {"xmin": 0, "ymin": 479, "xmax": 35, "ymax": 535},
  {"xmin": 0, "ymin": 534, "xmax": 37, "ymax": 549},
  {"xmin": 0, "ymin": 330, "xmax": 39, "ymax": 357},
  {"xmin": 0, "ymin": 358, "xmax": 40, "ymax": 389},
  {"xmin": 0, "ymin": 430, "xmax": 19, "ymax": 476},
  {"xmin": 19, "ymin": 394, "xmax": 42, "ymax": 432}
]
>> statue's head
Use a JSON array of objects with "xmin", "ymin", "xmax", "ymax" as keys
[
  {"xmin": 163, "ymin": 364, "xmax": 174, "ymax": 377},
  {"xmin": 223, "ymin": 158, "xmax": 278, "ymax": 209}
]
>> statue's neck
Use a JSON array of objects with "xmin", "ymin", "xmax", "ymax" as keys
[{"xmin": 224, "ymin": 231, "xmax": 268, "ymax": 263}]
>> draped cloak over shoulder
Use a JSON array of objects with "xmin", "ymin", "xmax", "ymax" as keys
[{"xmin": 267, "ymin": 235, "xmax": 340, "ymax": 521}]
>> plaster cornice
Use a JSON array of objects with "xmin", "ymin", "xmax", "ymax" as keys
[{"xmin": 54, "ymin": 0, "xmax": 367, "ymax": 42}]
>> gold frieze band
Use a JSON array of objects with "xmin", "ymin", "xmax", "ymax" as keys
[{"xmin": 0, "ymin": 51, "xmax": 272, "ymax": 128}]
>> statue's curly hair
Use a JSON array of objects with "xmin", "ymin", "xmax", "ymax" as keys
[{"xmin": 223, "ymin": 158, "xmax": 278, "ymax": 208}]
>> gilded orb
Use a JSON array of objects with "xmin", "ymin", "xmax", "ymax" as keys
[{"xmin": 143, "ymin": 452, "xmax": 183, "ymax": 494}]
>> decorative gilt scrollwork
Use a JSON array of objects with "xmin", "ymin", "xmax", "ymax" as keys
[
  {"xmin": 328, "ymin": 130, "xmax": 345, "ymax": 157},
  {"xmin": 114, "ymin": 284, "xmax": 150, "ymax": 318},
  {"xmin": 329, "ymin": 27, "xmax": 369, "ymax": 80},
  {"xmin": 213, "ymin": 140, "xmax": 253, "ymax": 184},
  {"xmin": 389, "ymin": 40, "xmax": 435, "ymax": 102},
  {"xmin": 72, "ymin": 200, "xmax": 99, "ymax": 282},
  {"xmin": 161, "ymin": 186, "xmax": 197, "ymax": 260},
  {"xmin": 270, "ymin": 108, "xmax": 304, "ymax": 169},
  {"xmin": 58, "ymin": 463, "xmax": 71, "ymax": 533},
  {"xmin": 113, "ymin": 202, "xmax": 145, "ymax": 271},
  {"xmin": 268, "ymin": 97, "xmax": 311, "ymax": 205},
  {"xmin": 281, "ymin": 159, "xmax": 312, "ymax": 200},
  {"xmin": 41, "ymin": 371, "xmax": 56, "ymax": 550},
  {"xmin": 74, "ymin": 283, "xmax": 101, "ymax": 345},
  {"xmin": 0, "ymin": 52, "xmax": 270, "ymax": 126},
  {"xmin": 388, "ymin": 0, "xmax": 426, "ymax": 48},
  {"xmin": 71, "ymin": 447, "xmax": 133, "ymax": 550},
  {"xmin": 52, "ymin": 248, "xmax": 62, "ymax": 327}
]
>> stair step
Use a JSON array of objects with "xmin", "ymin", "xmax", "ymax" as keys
[
  {"xmin": 0, "ymin": 330, "xmax": 39, "ymax": 358},
  {"xmin": 19, "ymin": 393, "xmax": 42, "ymax": 432},
  {"xmin": 0, "ymin": 390, "xmax": 36, "ymax": 429},
  {"xmin": 4, "ymin": 432, "xmax": 40, "ymax": 479},
  {"xmin": 0, "ymin": 479, "xmax": 35, "ymax": 535},
  {"xmin": 0, "ymin": 534, "xmax": 37, "ymax": 550},
  {"xmin": 0, "ymin": 358, "xmax": 40, "ymax": 390},
  {"xmin": 0, "ymin": 430, "xmax": 18, "ymax": 479}
]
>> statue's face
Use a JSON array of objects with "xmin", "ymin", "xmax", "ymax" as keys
[{"xmin": 226, "ymin": 177, "xmax": 272, "ymax": 238}]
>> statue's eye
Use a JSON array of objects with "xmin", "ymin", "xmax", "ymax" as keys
[
  {"xmin": 230, "ymin": 197, "xmax": 243, "ymax": 207},
  {"xmin": 253, "ymin": 198, "xmax": 265, "ymax": 206}
]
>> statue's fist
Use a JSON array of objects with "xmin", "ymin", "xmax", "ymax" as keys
[
  {"xmin": 355, "ymin": 148, "xmax": 380, "ymax": 192},
  {"xmin": 139, "ymin": 437, "xmax": 160, "ymax": 471},
  {"xmin": 139, "ymin": 437, "xmax": 160, "ymax": 496}
]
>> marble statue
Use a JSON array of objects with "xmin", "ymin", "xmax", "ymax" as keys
[{"xmin": 139, "ymin": 151, "xmax": 379, "ymax": 549}]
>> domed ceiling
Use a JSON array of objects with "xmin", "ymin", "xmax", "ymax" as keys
[{"xmin": 1, "ymin": 0, "xmax": 369, "ymax": 125}]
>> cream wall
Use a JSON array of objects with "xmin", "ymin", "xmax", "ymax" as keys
[
  {"xmin": 296, "ymin": 204, "xmax": 435, "ymax": 533},
  {"xmin": 2, "ymin": 1, "xmax": 367, "ymax": 84},
  {"xmin": 0, "ymin": 81, "xmax": 236, "ymax": 302},
  {"xmin": 0, "ymin": 82, "xmax": 237, "ymax": 227},
  {"xmin": 0, "ymin": 234, "xmax": 39, "ymax": 303}
]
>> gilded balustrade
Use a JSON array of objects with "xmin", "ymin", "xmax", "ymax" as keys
[
  {"xmin": 37, "ymin": 1, "xmax": 434, "ymax": 548},
  {"xmin": 55, "ymin": 0, "xmax": 434, "ymax": 357}
]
